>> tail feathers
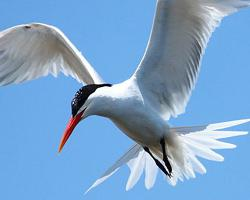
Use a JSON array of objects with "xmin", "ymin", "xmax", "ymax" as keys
[
  {"xmin": 85, "ymin": 144, "xmax": 142, "ymax": 194},
  {"xmin": 85, "ymin": 119, "xmax": 249, "ymax": 193},
  {"xmin": 160, "ymin": 118, "xmax": 250, "ymax": 186}
]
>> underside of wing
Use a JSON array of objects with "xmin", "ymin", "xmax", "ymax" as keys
[
  {"xmin": 134, "ymin": 0, "xmax": 250, "ymax": 119},
  {"xmin": 0, "ymin": 23, "xmax": 103, "ymax": 86}
]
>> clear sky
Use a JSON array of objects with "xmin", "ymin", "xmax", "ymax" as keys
[{"xmin": 1, "ymin": 0, "xmax": 250, "ymax": 199}]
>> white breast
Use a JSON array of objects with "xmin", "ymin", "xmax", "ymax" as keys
[{"xmin": 91, "ymin": 78, "xmax": 171, "ymax": 146}]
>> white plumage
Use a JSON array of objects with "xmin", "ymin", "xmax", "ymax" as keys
[
  {"xmin": 85, "ymin": 119, "xmax": 250, "ymax": 192},
  {"xmin": 0, "ymin": 0, "xmax": 250, "ymax": 193},
  {"xmin": 0, "ymin": 23, "xmax": 103, "ymax": 85}
]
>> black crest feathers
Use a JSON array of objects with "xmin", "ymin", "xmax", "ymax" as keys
[{"xmin": 71, "ymin": 84, "xmax": 112, "ymax": 117}]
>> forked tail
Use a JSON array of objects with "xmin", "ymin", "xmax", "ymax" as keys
[{"xmin": 85, "ymin": 119, "xmax": 249, "ymax": 193}]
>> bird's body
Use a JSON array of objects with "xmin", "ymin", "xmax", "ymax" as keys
[
  {"xmin": 1, "ymin": 0, "xmax": 250, "ymax": 193},
  {"xmin": 90, "ymin": 78, "xmax": 170, "ymax": 146}
]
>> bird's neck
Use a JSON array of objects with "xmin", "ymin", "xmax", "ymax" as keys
[{"xmin": 84, "ymin": 79, "xmax": 139, "ymax": 119}]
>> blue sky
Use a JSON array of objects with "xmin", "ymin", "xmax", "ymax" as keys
[{"xmin": 1, "ymin": 0, "xmax": 250, "ymax": 199}]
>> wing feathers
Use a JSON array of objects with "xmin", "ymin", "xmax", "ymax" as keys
[
  {"xmin": 134, "ymin": 0, "xmax": 250, "ymax": 119},
  {"xmin": 0, "ymin": 23, "xmax": 103, "ymax": 86}
]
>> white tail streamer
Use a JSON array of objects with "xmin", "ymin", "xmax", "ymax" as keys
[{"xmin": 85, "ymin": 119, "xmax": 249, "ymax": 193}]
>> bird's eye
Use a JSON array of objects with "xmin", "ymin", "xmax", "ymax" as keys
[
  {"xmin": 71, "ymin": 94, "xmax": 83, "ymax": 117},
  {"xmin": 71, "ymin": 100, "xmax": 78, "ymax": 117},
  {"xmin": 71, "ymin": 86, "xmax": 88, "ymax": 117}
]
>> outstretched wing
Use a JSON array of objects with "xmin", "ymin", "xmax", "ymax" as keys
[
  {"xmin": 134, "ymin": 0, "xmax": 250, "ymax": 119},
  {"xmin": 0, "ymin": 23, "xmax": 103, "ymax": 86}
]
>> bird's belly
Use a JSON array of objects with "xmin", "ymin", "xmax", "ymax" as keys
[{"xmin": 111, "ymin": 110, "xmax": 170, "ymax": 146}]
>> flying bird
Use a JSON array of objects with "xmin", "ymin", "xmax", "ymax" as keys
[{"xmin": 0, "ymin": 0, "xmax": 250, "ymax": 192}]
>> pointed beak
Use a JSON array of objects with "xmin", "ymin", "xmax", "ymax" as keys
[{"xmin": 58, "ymin": 111, "xmax": 84, "ymax": 153}]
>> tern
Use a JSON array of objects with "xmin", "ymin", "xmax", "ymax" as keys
[{"xmin": 0, "ymin": 0, "xmax": 250, "ymax": 192}]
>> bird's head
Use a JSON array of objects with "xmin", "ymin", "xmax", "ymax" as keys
[{"xmin": 58, "ymin": 83, "xmax": 112, "ymax": 152}]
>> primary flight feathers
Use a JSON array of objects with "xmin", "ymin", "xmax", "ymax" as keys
[
  {"xmin": 0, "ymin": 23, "xmax": 103, "ymax": 86},
  {"xmin": 0, "ymin": 0, "xmax": 249, "ymax": 193},
  {"xmin": 134, "ymin": 0, "xmax": 250, "ymax": 120},
  {"xmin": 0, "ymin": 0, "xmax": 249, "ymax": 121}
]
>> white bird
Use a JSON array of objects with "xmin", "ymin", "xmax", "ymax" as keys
[{"xmin": 0, "ymin": 0, "xmax": 250, "ymax": 193}]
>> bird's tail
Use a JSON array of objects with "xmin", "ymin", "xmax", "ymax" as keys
[{"xmin": 85, "ymin": 119, "xmax": 249, "ymax": 193}]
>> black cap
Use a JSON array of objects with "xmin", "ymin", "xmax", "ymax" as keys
[{"xmin": 71, "ymin": 83, "xmax": 112, "ymax": 117}]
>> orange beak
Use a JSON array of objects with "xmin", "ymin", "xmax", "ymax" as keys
[{"xmin": 58, "ymin": 111, "xmax": 84, "ymax": 153}]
